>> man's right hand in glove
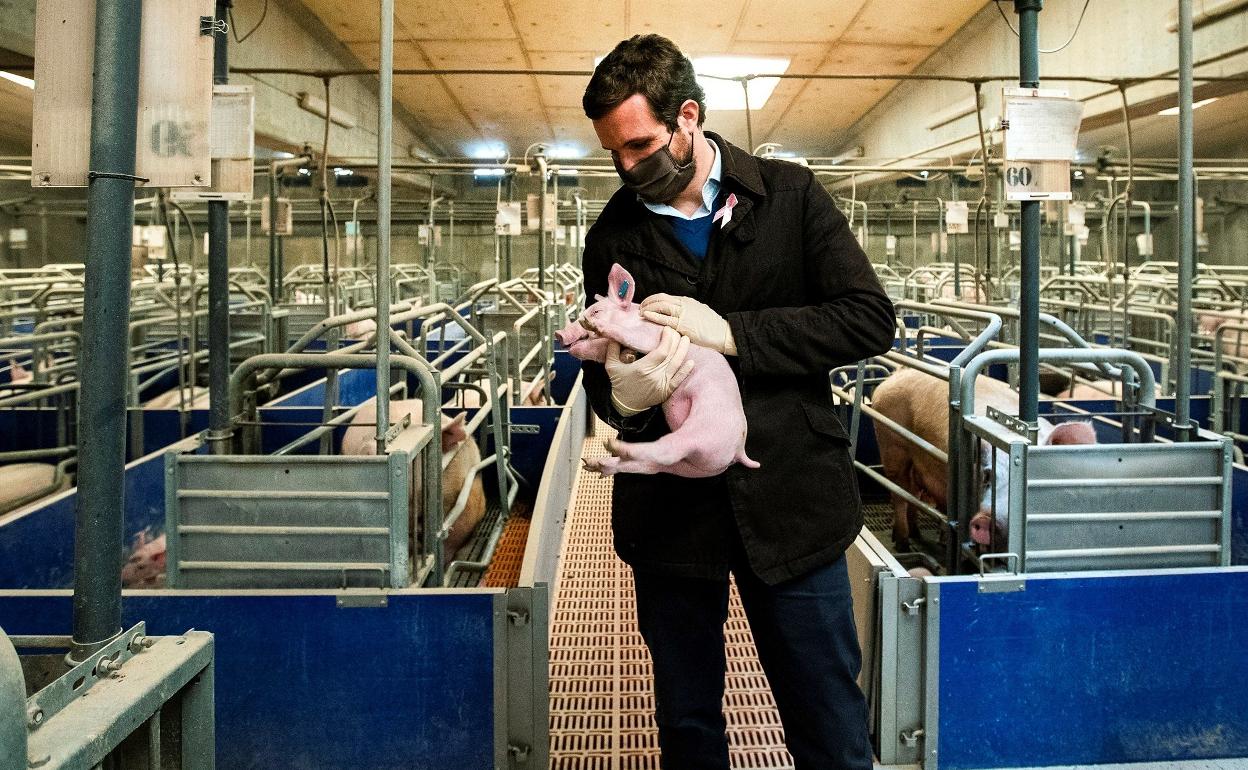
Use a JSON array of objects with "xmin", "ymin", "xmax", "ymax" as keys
[{"xmin": 605, "ymin": 326, "xmax": 695, "ymax": 416}]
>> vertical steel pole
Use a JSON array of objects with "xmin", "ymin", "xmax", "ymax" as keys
[
  {"xmin": 207, "ymin": 0, "xmax": 232, "ymax": 453},
  {"xmin": 71, "ymin": 0, "xmax": 143, "ymax": 661},
  {"xmin": 1015, "ymin": 0, "xmax": 1042, "ymax": 425},
  {"xmin": 375, "ymin": 0, "xmax": 393, "ymax": 452},
  {"xmin": 268, "ymin": 167, "xmax": 279, "ymax": 296},
  {"xmin": 1175, "ymin": 0, "xmax": 1195, "ymax": 437},
  {"xmin": 537, "ymin": 152, "xmax": 548, "ymax": 292}
]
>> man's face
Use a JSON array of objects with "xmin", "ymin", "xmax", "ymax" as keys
[{"xmin": 592, "ymin": 93, "xmax": 691, "ymax": 174}]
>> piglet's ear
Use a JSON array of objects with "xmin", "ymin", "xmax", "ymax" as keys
[
  {"xmin": 442, "ymin": 412, "xmax": 468, "ymax": 452},
  {"xmin": 607, "ymin": 263, "xmax": 635, "ymax": 306}
]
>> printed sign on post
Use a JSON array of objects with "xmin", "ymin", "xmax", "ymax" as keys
[
  {"xmin": 945, "ymin": 201, "xmax": 969, "ymax": 234},
  {"xmin": 1002, "ymin": 88, "xmax": 1081, "ymax": 201},
  {"xmin": 496, "ymin": 202, "xmax": 522, "ymax": 236},
  {"xmin": 1064, "ymin": 203, "xmax": 1086, "ymax": 236}
]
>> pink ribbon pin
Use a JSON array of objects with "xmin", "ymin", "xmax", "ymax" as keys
[{"xmin": 713, "ymin": 193, "xmax": 738, "ymax": 228}]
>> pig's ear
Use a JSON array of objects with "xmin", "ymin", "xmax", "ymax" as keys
[
  {"xmin": 607, "ymin": 263, "xmax": 635, "ymax": 306},
  {"xmin": 442, "ymin": 412, "xmax": 468, "ymax": 452}
]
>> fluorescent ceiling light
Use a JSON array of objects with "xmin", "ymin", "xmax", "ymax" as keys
[
  {"xmin": 473, "ymin": 168, "xmax": 506, "ymax": 177},
  {"xmin": 547, "ymin": 143, "xmax": 585, "ymax": 159},
  {"xmin": 694, "ymin": 56, "xmax": 789, "ymax": 111},
  {"xmin": 593, "ymin": 55, "xmax": 790, "ymax": 111},
  {"xmin": 296, "ymin": 92, "xmax": 357, "ymax": 129},
  {"xmin": 467, "ymin": 142, "xmax": 508, "ymax": 160},
  {"xmin": 0, "ymin": 71, "xmax": 34, "ymax": 89},
  {"xmin": 1157, "ymin": 97, "xmax": 1218, "ymax": 115}
]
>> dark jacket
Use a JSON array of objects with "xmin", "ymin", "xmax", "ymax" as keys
[{"xmin": 581, "ymin": 133, "xmax": 896, "ymax": 585}]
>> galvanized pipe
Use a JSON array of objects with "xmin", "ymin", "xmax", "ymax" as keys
[
  {"xmin": 1175, "ymin": 0, "xmax": 1195, "ymax": 437},
  {"xmin": 207, "ymin": 0, "xmax": 232, "ymax": 453},
  {"xmin": 1015, "ymin": 0, "xmax": 1042, "ymax": 426},
  {"xmin": 536, "ymin": 152, "xmax": 548, "ymax": 293},
  {"xmin": 375, "ymin": 0, "xmax": 395, "ymax": 453},
  {"xmin": 71, "ymin": 0, "xmax": 143, "ymax": 662},
  {"xmin": 0, "ymin": 627, "xmax": 25, "ymax": 768},
  {"xmin": 961, "ymin": 347, "xmax": 1157, "ymax": 415}
]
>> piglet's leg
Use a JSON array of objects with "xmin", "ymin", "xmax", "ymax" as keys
[{"xmin": 598, "ymin": 433, "xmax": 698, "ymax": 475}]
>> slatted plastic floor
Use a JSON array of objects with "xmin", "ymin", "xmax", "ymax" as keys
[{"xmin": 548, "ymin": 419, "xmax": 795, "ymax": 770}]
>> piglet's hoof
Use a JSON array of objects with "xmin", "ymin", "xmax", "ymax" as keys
[{"xmin": 582, "ymin": 456, "xmax": 620, "ymax": 477}]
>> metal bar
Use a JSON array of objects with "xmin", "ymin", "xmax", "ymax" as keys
[
  {"xmin": 376, "ymin": 0, "xmax": 394, "ymax": 453},
  {"xmin": 1027, "ymin": 544, "xmax": 1220, "ymax": 559},
  {"xmin": 207, "ymin": 0, "xmax": 231, "ymax": 455},
  {"xmin": 1028, "ymin": 511, "xmax": 1221, "ymax": 522},
  {"xmin": 177, "ymin": 489, "xmax": 391, "ymax": 500},
  {"xmin": 178, "ymin": 524, "xmax": 390, "ymax": 535},
  {"xmin": 179, "ymin": 560, "xmax": 390, "ymax": 571},
  {"xmin": 1015, "ymin": 0, "xmax": 1042, "ymax": 426},
  {"xmin": 1027, "ymin": 476, "xmax": 1221, "ymax": 488},
  {"xmin": 71, "ymin": 0, "xmax": 143, "ymax": 663},
  {"xmin": 537, "ymin": 152, "xmax": 548, "ymax": 293},
  {"xmin": 1175, "ymin": 0, "xmax": 1195, "ymax": 437}
]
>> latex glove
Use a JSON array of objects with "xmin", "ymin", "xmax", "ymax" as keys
[
  {"xmin": 640, "ymin": 294, "xmax": 737, "ymax": 355},
  {"xmin": 605, "ymin": 326, "xmax": 694, "ymax": 416}
]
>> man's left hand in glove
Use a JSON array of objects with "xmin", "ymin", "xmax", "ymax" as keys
[{"xmin": 639, "ymin": 294, "xmax": 737, "ymax": 356}]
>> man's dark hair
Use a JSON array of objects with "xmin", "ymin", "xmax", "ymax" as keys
[{"xmin": 582, "ymin": 34, "xmax": 706, "ymax": 130}]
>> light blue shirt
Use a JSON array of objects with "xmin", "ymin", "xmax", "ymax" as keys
[{"xmin": 642, "ymin": 137, "xmax": 722, "ymax": 220}]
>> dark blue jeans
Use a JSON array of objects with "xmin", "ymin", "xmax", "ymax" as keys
[{"xmin": 632, "ymin": 554, "xmax": 873, "ymax": 770}]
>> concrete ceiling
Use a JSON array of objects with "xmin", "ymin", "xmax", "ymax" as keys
[
  {"xmin": 1079, "ymin": 87, "xmax": 1248, "ymax": 162},
  {"xmin": 298, "ymin": 0, "xmax": 992, "ymax": 158}
]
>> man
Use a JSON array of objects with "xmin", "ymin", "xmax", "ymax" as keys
[{"xmin": 578, "ymin": 34, "xmax": 896, "ymax": 770}]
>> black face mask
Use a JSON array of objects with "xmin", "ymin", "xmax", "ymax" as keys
[{"xmin": 613, "ymin": 128, "xmax": 696, "ymax": 205}]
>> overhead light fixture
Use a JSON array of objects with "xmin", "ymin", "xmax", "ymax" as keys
[
  {"xmin": 926, "ymin": 94, "xmax": 983, "ymax": 131},
  {"xmin": 594, "ymin": 55, "xmax": 790, "ymax": 112},
  {"xmin": 831, "ymin": 146, "xmax": 864, "ymax": 164},
  {"xmin": 1157, "ymin": 97, "xmax": 1218, "ymax": 116},
  {"xmin": 558, "ymin": 168, "xmax": 579, "ymax": 177},
  {"xmin": 333, "ymin": 167, "xmax": 353, "ymax": 176},
  {"xmin": 467, "ymin": 142, "xmax": 508, "ymax": 160},
  {"xmin": 297, "ymin": 92, "xmax": 358, "ymax": 129},
  {"xmin": 694, "ymin": 56, "xmax": 789, "ymax": 111},
  {"xmin": 0, "ymin": 71, "xmax": 33, "ymax": 89},
  {"xmin": 547, "ymin": 143, "xmax": 585, "ymax": 159},
  {"xmin": 473, "ymin": 168, "xmax": 506, "ymax": 177}
]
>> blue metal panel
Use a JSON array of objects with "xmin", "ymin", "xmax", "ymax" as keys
[
  {"xmin": 139, "ymin": 409, "xmax": 210, "ymax": 456},
  {"xmin": 0, "ymin": 590, "xmax": 497, "ymax": 770},
  {"xmin": 1232, "ymin": 464, "xmax": 1248, "ymax": 565},
  {"xmin": 0, "ymin": 408, "xmax": 62, "ymax": 453},
  {"xmin": 276, "ymin": 368, "xmax": 378, "ymax": 408},
  {"xmin": 936, "ymin": 570, "xmax": 1248, "ymax": 769},
  {"xmin": 0, "ymin": 447, "xmax": 173, "ymax": 589},
  {"xmin": 508, "ymin": 407, "xmax": 563, "ymax": 494},
  {"xmin": 550, "ymin": 351, "xmax": 580, "ymax": 404}
]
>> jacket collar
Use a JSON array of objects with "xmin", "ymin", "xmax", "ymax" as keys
[{"xmin": 704, "ymin": 131, "xmax": 765, "ymax": 199}]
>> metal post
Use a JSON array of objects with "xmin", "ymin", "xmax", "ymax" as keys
[
  {"xmin": 375, "ymin": 0, "xmax": 394, "ymax": 453},
  {"xmin": 71, "ymin": 0, "xmax": 143, "ymax": 661},
  {"xmin": 207, "ymin": 0, "xmax": 232, "ymax": 453},
  {"xmin": 268, "ymin": 168, "xmax": 279, "ymax": 296},
  {"xmin": 505, "ymin": 174, "xmax": 514, "ymax": 280},
  {"xmin": 1175, "ymin": 0, "xmax": 1195, "ymax": 437},
  {"xmin": 1015, "ymin": 0, "xmax": 1042, "ymax": 425},
  {"xmin": 536, "ymin": 151, "xmax": 548, "ymax": 292}
]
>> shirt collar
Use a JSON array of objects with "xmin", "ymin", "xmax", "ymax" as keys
[{"xmin": 641, "ymin": 135, "xmax": 722, "ymax": 221}]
